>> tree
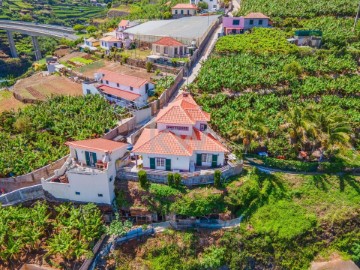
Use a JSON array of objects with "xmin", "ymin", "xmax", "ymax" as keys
[
  {"xmin": 214, "ymin": 170, "xmax": 221, "ymax": 188},
  {"xmin": 138, "ymin": 170, "xmax": 149, "ymax": 189},
  {"xmin": 198, "ymin": 2, "xmax": 208, "ymax": 10},
  {"xmin": 73, "ymin": 24, "xmax": 86, "ymax": 33},
  {"xmin": 173, "ymin": 173, "xmax": 182, "ymax": 188},
  {"xmin": 229, "ymin": 112, "xmax": 268, "ymax": 154},
  {"xmin": 280, "ymin": 106, "xmax": 317, "ymax": 151},
  {"xmin": 167, "ymin": 173, "xmax": 174, "ymax": 187},
  {"xmin": 86, "ymin": 25, "xmax": 97, "ymax": 33}
]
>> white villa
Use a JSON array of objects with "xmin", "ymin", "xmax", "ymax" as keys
[
  {"xmin": 190, "ymin": 0, "xmax": 219, "ymax": 10},
  {"xmin": 41, "ymin": 138, "xmax": 129, "ymax": 205},
  {"xmin": 82, "ymin": 69, "xmax": 154, "ymax": 108},
  {"xmin": 100, "ymin": 36, "xmax": 121, "ymax": 53},
  {"xmin": 80, "ymin": 37, "xmax": 100, "ymax": 51},
  {"xmin": 132, "ymin": 92, "xmax": 228, "ymax": 172}
]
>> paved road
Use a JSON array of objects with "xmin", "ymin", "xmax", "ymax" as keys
[
  {"xmin": 180, "ymin": 23, "xmax": 223, "ymax": 89},
  {"xmin": 0, "ymin": 20, "xmax": 78, "ymax": 40}
]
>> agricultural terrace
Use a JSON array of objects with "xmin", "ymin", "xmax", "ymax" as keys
[
  {"xmin": 0, "ymin": 95, "xmax": 127, "ymax": 177},
  {"xmin": 108, "ymin": 169, "xmax": 360, "ymax": 269},
  {"xmin": 0, "ymin": 90, "xmax": 26, "ymax": 113},
  {"xmin": 194, "ymin": 26, "xmax": 360, "ymax": 169},
  {"xmin": 0, "ymin": 0, "xmax": 106, "ymax": 26},
  {"xmin": 0, "ymin": 202, "xmax": 104, "ymax": 269},
  {"xmin": 13, "ymin": 73, "xmax": 82, "ymax": 101}
]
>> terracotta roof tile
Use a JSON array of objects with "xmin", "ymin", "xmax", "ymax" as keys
[
  {"xmin": 99, "ymin": 85, "xmax": 141, "ymax": 101},
  {"xmin": 153, "ymin": 37, "xmax": 184, "ymax": 47},
  {"xmin": 119, "ymin": 20, "xmax": 129, "ymax": 27},
  {"xmin": 97, "ymin": 69, "xmax": 149, "ymax": 88},
  {"xmin": 133, "ymin": 130, "xmax": 192, "ymax": 156},
  {"xmin": 66, "ymin": 138, "xmax": 127, "ymax": 153},
  {"xmin": 100, "ymin": 36, "xmax": 121, "ymax": 42},
  {"xmin": 172, "ymin": 3, "xmax": 197, "ymax": 9},
  {"xmin": 184, "ymin": 128, "xmax": 228, "ymax": 152},
  {"xmin": 244, "ymin": 12, "xmax": 269, "ymax": 19}
]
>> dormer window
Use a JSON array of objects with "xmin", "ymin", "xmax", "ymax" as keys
[
  {"xmin": 200, "ymin": 124, "xmax": 207, "ymax": 131},
  {"xmin": 106, "ymin": 80, "xmax": 109, "ymax": 84},
  {"xmin": 130, "ymin": 86, "xmax": 133, "ymax": 91}
]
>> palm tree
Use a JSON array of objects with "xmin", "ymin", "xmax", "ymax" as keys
[
  {"xmin": 229, "ymin": 112, "xmax": 268, "ymax": 154},
  {"xmin": 280, "ymin": 106, "xmax": 317, "ymax": 151},
  {"xmin": 314, "ymin": 108, "xmax": 353, "ymax": 158}
]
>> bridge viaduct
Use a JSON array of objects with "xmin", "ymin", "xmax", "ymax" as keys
[{"xmin": 0, "ymin": 20, "xmax": 78, "ymax": 60}]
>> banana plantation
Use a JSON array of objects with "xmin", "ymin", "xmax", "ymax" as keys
[{"xmin": 0, "ymin": 95, "xmax": 127, "ymax": 177}]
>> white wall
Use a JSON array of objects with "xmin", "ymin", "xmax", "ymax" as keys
[
  {"xmin": 98, "ymin": 75, "xmax": 154, "ymax": 106},
  {"xmin": 191, "ymin": 0, "xmax": 219, "ymax": 10},
  {"xmin": 190, "ymin": 151, "xmax": 225, "ymax": 167},
  {"xmin": 100, "ymin": 40, "xmax": 120, "ymax": 50},
  {"xmin": 134, "ymin": 107, "xmax": 152, "ymax": 124},
  {"xmin": 82, "ymin": 83, "xmax": 101, "ymax": 96},
  {"xmin": 172, "ymin": 8, "xmax": 196, "ymax": 15},
  {"xmin": 142, "ymin": 154, "xmax": 190, "ymax": 171},
  {"xmin": 157, "ymin": 123, "xmax": 193, "ymax": 136}
]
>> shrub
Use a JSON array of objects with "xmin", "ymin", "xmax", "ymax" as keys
[
  {"xmin": 138, "ymin": 170, "xmax": 149, "ymax": 189},
  {"xmin": 146, "ymin": 61, "xmax": 153, "ymax": 73},
  {"xmin": 198, "ymin": 1, "xmax": 208, "ymax": 10},
  {"xmin": 167, "ymin": 173, "xmax": 174, "ymax": 187},
  {"xmin": 86, "ymin": 25, "xmax": 97, "ymax": 33},
  {"xmin": 174, "ymin": 173, "xmax": 182, "ymax": 188},
  {"xmin": 214, "ymin": 170, "xmax": 222, "ymax": 188},
  {"xmin": 73, "ymin": 24, "xmax": 85, "ymax": 33}
]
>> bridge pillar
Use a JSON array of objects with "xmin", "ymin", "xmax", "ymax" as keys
[
  {"xmin": 6, "ymin": 30, "xmax": 18, "ymax": 58},
  {"xmin": 31, "ymin": 36, "xmax": 42, "ymax": 61}
]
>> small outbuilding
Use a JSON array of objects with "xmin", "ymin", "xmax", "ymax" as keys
[{"xmin": 171, "ymin": 3, "xmax": 197, "ymax": 17}]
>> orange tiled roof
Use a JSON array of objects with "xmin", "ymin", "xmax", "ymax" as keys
[
  {"xmin": 66, "ymin": 138, "xmax": 127, "ymax": 153},
  {"xmin": 99, "ymin": 85, "xmax": 141, "ymax": 101},
  {"xmin": 133, "ymin": 128, "xmax": 228, "ymax": 156},
  {"xmin": 156, "ymin": 92, "xmax": 210, "ymax": 124},
  {"xmin": 244, "ymin": 12, "xmax": 269, "ymax": 19},
  {"xmin": 153, "ymin": 37, "xmax": 184, "ymax": 47},
  {"xmin": 97, "ymin": 69, "xmax": 149, "ymax": 88},
  {"xmin": 100, "ymin": 36, "xmax": 120, "ymax": 42},
  {"xmin": 172, "ymin": 3, "xmax": 197, "ymax": 9},
  {"xmin": 119, "ymin": 20, "xmax": 129, "ymax": 27},
  {"xmin": 133, "ymin": 129, "xmax": 192, "ymax": 156}
]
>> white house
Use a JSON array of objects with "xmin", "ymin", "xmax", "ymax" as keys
[
  {"xmin": 190, "ymin": 0, "xmax": 219, "ymax": 11},
  {"xmin": 151, "ymin": 37, "xmax": 189, "ymax": 58},
  {"xmin": 82, "ymin": 69, "xmax": 154, "ymax": 108},
  {"xmin": 100, "ymin": 36, "xmax": 121, "ymax": 53},
  {"xmin": 171, "ymin": 4, "xmax": 197, "ymax": 17},
  {"xmin": 132, "ymin": 92, "xmax": 228, "ymax": 172},
  {"xmin": 80, "ymin": 37, "xmax": 100, "ymax": 51},
  {"xmin": 41, "ymin": 138, "xmax": 129, "ymax": 205}
]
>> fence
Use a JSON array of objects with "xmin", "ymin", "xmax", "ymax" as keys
[
  {"xmin": 0, "ymin": 155, "xmax": 69, "ymax": 191},
  {"xmin": 118, "ymin": 162, "xmax": 243, "ymax": 185},
  {"xmin": 169, "ymin": 216, "xmax": 243, "ymax": 230},
  {"xmin": 0, "ymin": 184, "xmax": 44, "ymax": 206}
]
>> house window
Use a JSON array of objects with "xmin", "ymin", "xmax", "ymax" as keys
[
  {"xmin": 164, "ymin": 47, "xmax": 168, "ymax": 54},
  {"xmin": 85, "ymin": 151, "xmax": 97, "ymax": 167},
  {"xmin": 106, "ymin": 80, "xmax": 109, "ymax": 84},
  {"xmin": 259, "ymin": 19, "xmax": 263, "ymax": 25},
  {"xmin": 156, "ymin": 158, "xmax": 166, "ymax": 169},
  {"xmin": 233, "ymin": 19, "xmax": 240, "ymax": 25},
  {"xmin": 156, "ymin": 45, "xmax": 160, "ymax": 53},
  {"xmin": 145, "ymin": 83, "xmax": 149, "ymax": 93},
  {"xmin": 98, "ymin": 194, "xmax": 103, "ymax": 197},
  {"xmin": 200, "ymin": 124, "xmax": 207, "ymax": 131},
  {"xmin": 100, "ymin": 79, "xmax": 103, "ymax": 84},
  {"xmin": 202, "ymin": 154, "xmax": 212, "ymax": 164},
  {"xmin": 109, "ymin": 176, "xmax": 113, "ymax": 182},
  {"xmin": 181, "ymin": 10, "xmax": 183, "ymax": 14},
  {"xmin": 117, "ymin": 83, "xmax": 119, "ymax": 87},
  {"xmin": 232, "ymin": 29, "xmax": 237, "ymax": 34},
  {"xmin": 86, "ymin": 89, "xmax": 91, "ymax": 95},
  {"xmin": 174, "ymin": 47, "xmax": 178, "ymax": 55},
  {"xmin": 187, "ymin": 10, "xmax": 190, "ymax": 15},
  {"xmin": 175, "ymin": 10, "xmax": 178, "ymax": 14},
  {"xmin": 130, "ymin": 86, "xmax": 133, "ymax": 91},
  {"xmin": 166, "ymin": 126, "xmax": 189, "ymax": 131},
  {"xmin": 75, "ymin": 191, "xmax": 80, "ymax": 195},
  {"xmin": 114, "ymin": 43, "xmax": 118, "ymax": 47},
  {"xmin": 249, "ymin": 19, "xmax": 254, "ymax": 25},
  {"xmin": 213, "ymin": 4, "xmax": 216, "ymax": 8}
]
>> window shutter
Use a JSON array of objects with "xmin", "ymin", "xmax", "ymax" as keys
[
  {"xmin": 196, "ymin": 154, "xmax": 202, "ymax": 166},
  {"xmin": 92, "ymin": 152, "xmax": 97, "ymax": 165},
  {"xmin": 150, "ymin": 158, "xmax": 155, "ymax": 169},
  {"xmin": 85, "ymin": 151, "xmax": 91, "ymax": 166},
  {"xmin": 166, "ymin": 159, "xmax": 171, "ymax": 171},
  {"xmin": 212, "ymin": 154, "xmax": 218, "ymax": 168}
]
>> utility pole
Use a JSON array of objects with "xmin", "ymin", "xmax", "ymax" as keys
[{"xmin": 353, "ymin": 0, "xmax": 360, "ymax": 32}]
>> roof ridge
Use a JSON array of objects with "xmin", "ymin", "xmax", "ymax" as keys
[{"xmin": 169, "ymin": 131, "xmax": 193, "ymax": 155}]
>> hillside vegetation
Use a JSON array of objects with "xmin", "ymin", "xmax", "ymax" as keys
[
  {"xmin": 0, "ymin": 95, "xmax": 127, "ymax": 177},
  {"xmin": 108, "ymin": 170, "xmax": 360, "ymax": 270},
  {"xmin": 193, "ymin": 0, "xmax": 360, "ymax": 168}
]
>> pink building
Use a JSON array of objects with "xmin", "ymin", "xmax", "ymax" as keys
[{"xmin": 223, "ymin": 12, "xmax": 271, "ymax": 35}]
